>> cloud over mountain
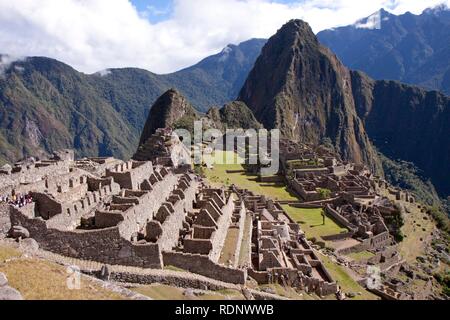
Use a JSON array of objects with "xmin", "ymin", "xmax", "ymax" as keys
[{"xmin": 0, "ymin": 0, "xmax": 448, "ymax": 73}]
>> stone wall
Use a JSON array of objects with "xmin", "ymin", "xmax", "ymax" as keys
[
  {"xmin": 0, "ymin": 160, "xmax": 70, "ymax": 195},
  {"xmin": 239, "ymin": 212, "xmax": 253, "ymax": 268},
  {"xmin": 106, "ymin": 161, "xmax": 154, "ymax": 190},
  {"xmin": 162, "ymin": 251, "xmax": 246, "ymax": 285},
  {"xmin": 36, "ymin": 182, "xmax": 120, "ymax": 231},
  {"xmin": 337, "ymin": 231, "xmax": 392, "ymax": 255},
  {"xmin": 231, "ymin": 205, "xmax": 246, "ymax": 268},
  {"xmin": 9, "ymin": 207, "xmax": 163, "ymax": 268},
  {"xmin": 0, "ymin": 204, "xmax": 10, "ymax": 239},
  {"xmin": 156, "ymin": 176, "xmax": 198, "ymax": 251},
  {"xmin": 208, "ymin": 195, "xmax": 235, "ymax": 262},
  {"xmin": 324, "ymin": 205, "xmax": 357, "ymax": 232},
  {"xmin": 117, "ymin": 172, "xmax": 179, "ymax": 240},
  {"xmin": 321, "ymin": 231, "xmax": 356, "ymax": 241},
  {"xmin": 290, "ymin": 179, "xmax": 322, "ymax": 202},
  {"xmin": 351, "ymin": 246, "xmax": 402, "ymax": 271},
  {"xmin": 107, "ymin": 270, "xmax": 236, "ymax": 291}
]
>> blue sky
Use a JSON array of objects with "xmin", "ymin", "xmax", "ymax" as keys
[
  {"xmin": 1, "ymin": 0, "xmax": 448, "ymax": 74},
  {"xmin": 131, "ymin": 0, "xmax": 297, "ymax": 23},
  {"xmin": 131, "ymin": 0, "xmax": 174, "ymax": 22}
]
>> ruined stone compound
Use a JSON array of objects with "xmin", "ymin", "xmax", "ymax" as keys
[
  {"xmin": 0, "ymin": 129, "xmax": 418, "ymax": 298},
  {"xmin": 0, "ymin": 129, "xmax": 338, "ymax": 296}
]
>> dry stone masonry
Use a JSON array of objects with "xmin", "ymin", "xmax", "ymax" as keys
[{"xmin": 0, "ymin": 129, "xmax": 433, "ymax": 300}]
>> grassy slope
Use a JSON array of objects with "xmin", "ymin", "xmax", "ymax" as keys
[
  {"xmin": 219, "ymin": 228, "xmax": 240, "ymax": 266},
  {"xmin": 345, "ymin": 251, "xmax": 375, "ymax": 261},
  {"xmin": 0, "ymin": 244, "xmax": 126, "ymax": 300},
  {"xmin": 203, "ymin": 151, "xmax": 376, "ymax": 299},
  {"xmin": 320, "ymin": 254, "xmax": 379, "ymax": 300},
  {"xmin": 204, "ymin": 151, "xmax": 297, "ymax": 201},
  {"xmin": 132, "ymin": 284, "xmax": 245, "ymax": 300}
]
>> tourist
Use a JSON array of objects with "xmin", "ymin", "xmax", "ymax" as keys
[{"xmin": 1, "ymin": 192, "xmax": 33, "ymax": 207}]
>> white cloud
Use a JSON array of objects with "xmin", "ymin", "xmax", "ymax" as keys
[
  {"xmin": 0, "ymin": 0, "xmax": 448, "ymax": 74},
  {"xmin": 0, "ymin": 54, "xmax": 26, "ymax": 76}
]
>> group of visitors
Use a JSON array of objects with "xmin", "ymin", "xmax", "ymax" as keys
[{"xmin": 0, "ymin": 192, "xmax": 33, "ymax": 208}]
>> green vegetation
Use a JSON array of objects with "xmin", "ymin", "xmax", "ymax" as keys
[
  {"xmin": 346, "ymin": 251, "xmax": 375, "ymax": 261},
  {"xmin": 164, "ymin": 265, "xmax": 187, "ymax": 273},
  {"xmin": 317, "ymin": 188, "xmax": 332, "ymax": 200},
  {"xmin": 380, "ymin": 152, "xmax": 450, "ymax": 235},
  {"xmin": 282, "ymin": 206, "xmax": 347, "ymax": 240},
  {"xmin": 286, "ymin": 159, "xmax": 320, "ymax": 169},
  {"xmin": 379, "ymin": 152, "xmax": 443, "ymax": 208},
  {"xmin": 173, "ymin": 114, "xmax": 200, "ymax": 135},
  {"xmin": 238, "ymin": 214, "xmax": 252, "ymax": 267},
  {"xmin": 427, "ymin": 206, "xmax": 450, "ymax": 234},
  {"xmin": 320, "ymin": 254, "xmax": 379, "ymax": 300},
  {"xmin": 0, "ymin": 40, "xmax": 265, "ymax": 164},
  {"xmin": 397, "ymin": 203, "xmax": 436, "ymax": 263},
  {"xmin": 217, "ymin": 101, "xmax": 262, "ymax": 130},
  {"xmin": 383, "ymin": 204, "xmax": 405, "ymax": 242},
  {"xmin": 204, "ymin": 151, "xmax": 297, "ymax": 201},
  {"xmin": 433, "ymin": 272, "xmax": 450, "ymax": 298},
  {"xmin": 193, "ymin": 164, "xmax": 206, "ymax": 178}
]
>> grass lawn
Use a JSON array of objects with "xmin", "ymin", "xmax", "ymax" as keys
[
  {"xmin": 238, "ymin": 214, "xmax": 252, "ymax": 268},
  {"xmin": 164, "ymin": 265, "xmax": 187, "ymax": 273},
  {"xmin": 397, "ymin": 202, "xmax": 435, "ymax": 264},
  {"xmin": 346, "ymin": 251, "xmax": 375, "ymax": 261},
  {"xmin": 320, "ymin": 254, "xmax": 379, "ymax": 300},
  {"xmin": 133, "ymin": 284, "xmax": 245, "ymax": 300},
  {"xmin": 282, "ymin": 205, "xmax": 347, "ymax": 240},
  {"xmin": 219, "ymin": 228, "xmax": 240, "ymax": 266},
  {"xmin": 204, "ymin": 151, "xmax": 297, "ymax": 201},
  {"xmin": 0, "ymin": 245, "xmax": 21, "ymax": 262}
]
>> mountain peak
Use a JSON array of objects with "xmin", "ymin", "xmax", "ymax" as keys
[
  {"xmin": 278, "ymin": 19, "xmax": 317, "ymax": 41},
  {"xmin": 352, "ymin": 8, "xmax": 393, "ymax": 29},
  {"xmin": 423, "ymin": 3, "xmax": 449, "ymax": 15},
  {"xmin": 238, "ymin": 19, "xmax": 382, "ymax": 172},
  {"xmin": 138, "ymin": 89, "xmax": 198, "ymax": 145}
]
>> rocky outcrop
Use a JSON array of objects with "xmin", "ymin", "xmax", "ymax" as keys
[
  {"xmin": 0, "ymin": 273, "xmax": 24, "ymax": 300},
  {"xmin": 138, "ymin": 89, "xmax": 199, "ymax": 146},
  {"xmin": 238, "ymin": 19, "xmax": 382, "ymax": 173},
  {"xmin": 206, "ymin": 101, "xmax": 262, "ymax": 131}
]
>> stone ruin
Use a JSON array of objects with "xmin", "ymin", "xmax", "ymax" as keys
[
  {"xmin": 0, "ymin": 139, "xmax": 340, "ymax": 296},
  {"xmin": 232, "ymin": 189, "xmax": 337, "ymax": 296},
  {"xmin": 0, "ymin": 132, "xmax": 421, "ymax": 299},
  {"xmin": 133, "ymin": 128, "xmax": 191, "ymax": 169},
  {"xmin": 280, "ymin": 140, "xmax": 375, "ymax": 203}
]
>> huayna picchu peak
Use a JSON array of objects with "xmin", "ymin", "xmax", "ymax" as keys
[
  {"xmin": 238, "ymin": 19, "xmax": 382, "ymax": 174},
  {"xmin": 138, "ymin": 89, "xmax": 199, "ymax": 147}
]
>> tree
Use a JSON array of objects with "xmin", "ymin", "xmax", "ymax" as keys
[{"xmin": 317, "ymin": 188, "xmax": 332, "ymax": 200}]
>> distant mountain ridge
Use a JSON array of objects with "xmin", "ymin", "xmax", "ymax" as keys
[
  {"xmin": 162, "ymin": 39, "xmax": 266, "ymax": 111},
  {"xmin": 317, "ymin": 5, "xmax": 450, "ymax": 95},
  {"xmin": 0, "ymin": 39, "xmax": 265, "ymax": 164}
]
